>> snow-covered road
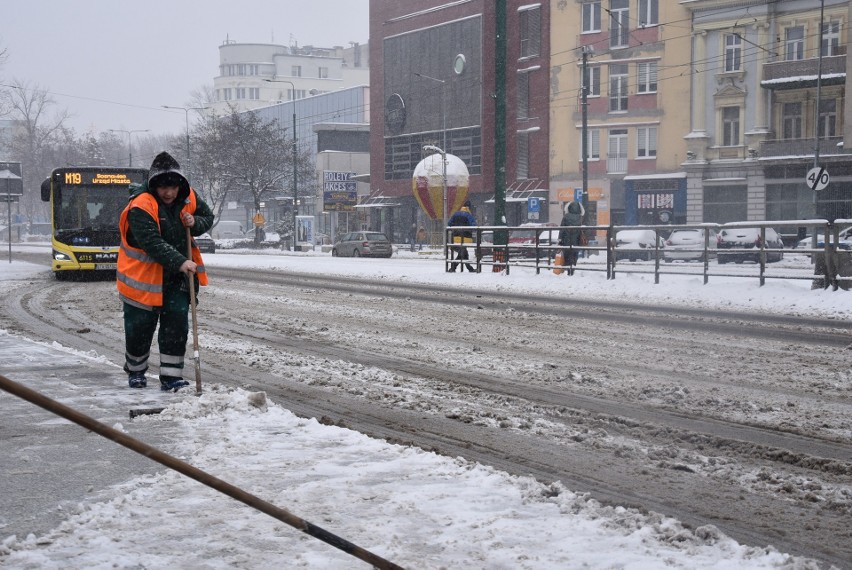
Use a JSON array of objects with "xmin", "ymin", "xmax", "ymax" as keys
[{"xmin": 1, "ymin": 247, "xmax": 850, "ymax": 568}]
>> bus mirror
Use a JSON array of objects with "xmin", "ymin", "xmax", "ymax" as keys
[{"xmin": 40, "ymin": 178, "xmax": 50, "ymax": 202}]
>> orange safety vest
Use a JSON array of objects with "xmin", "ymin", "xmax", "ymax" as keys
[{"xmin": 117, "ymin": 190, "xmax": 208, "ymax": 309}]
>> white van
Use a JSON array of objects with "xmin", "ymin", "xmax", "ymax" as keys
[{"xmin": 210, "ymin": 221, "xmax": 245, "ymax": 240}]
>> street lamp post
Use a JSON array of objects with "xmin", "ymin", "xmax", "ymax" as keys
[
  {"xmin": 423, "ymin": 144, "xmax": 448, "ymax": 259},
  {"xmin": 414, "ymin": 72, "xmax": 448, "ymax": 239},
  {"xmin": 161, "ymin": 105, "xmax": 206, "ymax": 182},
  {"xmin": 263, "ymin": 79, "xmax": 299, "ymax": 251},
  {"xmin": 108, "ymin": 129, "xmax": 150, "ymax": 167}
]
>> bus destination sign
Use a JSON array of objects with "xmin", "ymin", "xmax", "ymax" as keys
[{"xmin": 63, "ymin": 172, "xmax": 137, "ymax": 185}]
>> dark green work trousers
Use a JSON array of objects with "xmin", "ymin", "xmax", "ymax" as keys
[{"xmin": 123, "ymin": 287, "xmax": 189, "ymax": 379}]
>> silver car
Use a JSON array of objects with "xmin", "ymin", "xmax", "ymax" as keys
[
  {"xmin": 664, "ymin": 228, "xmax": 718, "ymax": 262},
  {"xmin": 332, "ymin": 231, "xmax": 393, "ymax": 258}
]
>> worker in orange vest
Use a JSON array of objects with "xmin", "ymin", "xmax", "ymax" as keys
[{"xmin": 117, "ymin": 151, "xmax": 214, "ymax": 391}]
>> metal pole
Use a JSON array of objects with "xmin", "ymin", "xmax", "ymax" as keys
[
  {"xmin": 6, "ymin": 180, "xmax": 11, "ymax": 263},
  {"xmin": 162, "ymin": 106, "xmax": 205, "ymax": 183},
  {"xmin": 260, "ymin": 80, "xmax": 298, "ymax": 251},
  {"xmin": 292, "ymin": 108, "xmax": 298, "ymax": 252},
  {"xmin": 185, "ymin": 110, "xmax": 191, "ymax": 182},
  {"xmin": 109, "ymin": 129, "xmax": 149, "ymax": 167},
  {"xmin": 442, "ymin": 83, "xmax": 447, "ymax": 249},
  {"xmin": 812, "ymin": 0, "xmax": 826, "ymax": 248},
  {"xmin": 581, "ymin": 46, "xmax": 591, "ymax": 215},
  {"xmin": 494, "ymin": 0, "xmax": 508, "ymax": 258}
]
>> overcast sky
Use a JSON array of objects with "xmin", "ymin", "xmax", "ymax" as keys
[{"xmin": 1, "ymin": 0, "xmax": 369, "ymax": 136}]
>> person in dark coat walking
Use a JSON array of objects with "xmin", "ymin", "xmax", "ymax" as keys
[
  {"xmin": 448, "ymin": 200, "xmax": 477, "ymax": 272},
  {"xmin": 557, "ymin": 199, "xmax": 585, "ymax": 275},
  {"xmin": 116, "ymin": 151, "xmax": 215, "ymax": 391}
]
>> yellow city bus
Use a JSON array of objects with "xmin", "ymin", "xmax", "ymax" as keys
[{"xmin": 40, "ymin": 166, "xmax": 148, "ymax": 280}]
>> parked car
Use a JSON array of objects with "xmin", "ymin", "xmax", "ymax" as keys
[
  {"xmin": 795, "ymin": 226, "xmax": 852, "ymax": 251},
  {"xmin": 717, "ymin": 227, "xmax": 784, "ymax": 264},
  {"xmin": 194, "ymin": 233, "xmax": 216, "ymax": 254},
  {"xmin": 332, "ymin": 231, "xmax": 393, "ymax": 258},
  {"xmin": 210, "ymin": 221, "xmax": 246, "ymax": 241},
  {"xmin": 664, "ymin": 228, "xmax": 718, "ymax": 262},
  {"xmin": 615, "ymin": 229, "xmax": 665, "ymax": 262}
]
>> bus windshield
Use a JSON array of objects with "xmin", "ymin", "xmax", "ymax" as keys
[{"xmin": 55, "ymin": 185, "xmax": 130, "ymax": 232}]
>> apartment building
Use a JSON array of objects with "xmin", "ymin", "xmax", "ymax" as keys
[
  {"xmin": 211, "ymin": 39, "xmax": 369, "ymax": 116},
  {"xmin": 684, "ymin": 0, "xmax": 851, "ymax": 228},
  {"xmin": 550, "ymin": 0, "xmax": 692, "ymax": 227}
]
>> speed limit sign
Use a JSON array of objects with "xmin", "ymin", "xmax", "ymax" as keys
[{"xmin": 806, "ymin": 166, "xmax": 830, "ymax": 191}]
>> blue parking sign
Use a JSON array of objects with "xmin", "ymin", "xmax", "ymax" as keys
[
  {"xmin": 574, "ymin": 188, "xmax": 583, "ymax": 202},
  {"xmin": 527, "ymin": 197, "xmax": 541, "ymax": 213}
]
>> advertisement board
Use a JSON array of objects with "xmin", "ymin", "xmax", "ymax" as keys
[
  {"xmin": 296, "ymin": 215, "xmax": 315, "ymax": 246},
  {"xmin": 323, "ymin": 171, "xmax": 357, "ymax": 211}
]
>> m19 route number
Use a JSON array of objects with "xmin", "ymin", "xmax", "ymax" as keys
[{"xmin": 806, "ymin": 166, "xmax": 829, "ymax": 191}]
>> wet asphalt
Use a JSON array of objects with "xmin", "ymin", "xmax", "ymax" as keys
[{"xmin": 0, "ymin": 335, "xmax": 180, "ymax": 541}]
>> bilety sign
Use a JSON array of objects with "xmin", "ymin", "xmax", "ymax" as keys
[{"xmin": 323, "ymin": 171, "xmax": 357, "ymax": 211}]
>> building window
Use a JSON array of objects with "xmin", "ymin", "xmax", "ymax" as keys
[
  {"xmin": 222, "ymin": 88, "xmax": 232, "ymax": 101},
  {"xmin": 785, "ymin": 26, "xmax": 805, "ymax": 61},
  {"xmin": 766, "ymin": 184, "xmax": 810, "ymax": 220},
  {"xmin": 782, "ymin": 102, "xmax": 802, "ymax": 139},
  {"xmin": 703, "ymin": 186, "xmax": 747, "ymax": 223},
  {"xmin": 519, "ymin": 6, "xmax": 541, "ymax": 59},
  {"xmin": 582, "ymin": 2, "xmax": 601, "ymax": 33},
  {"xmin": 517, "ymin": 72, "xmax": 530, "ymax": 119},
  {"xmin": 319, "ymin": 66, "xmax": 329, "ymax": 79},
  {"xmin": 819, "ymin": 99, "xmax": 837, "ymax": 138},
  {"xmin": 822, "ymin": 20, "xmax": 841, "ymax": 56},
  {"xmin": 638, "ymin": 0, "xmax": 658, "ymax": 27},
  {"xmin": 517, "ymin": 131, "xmax": 530, "ymax": 178},
  {"xmin": 609, "ymin": 0, "xmax": 629, "ymax": 49},
  {"xmin": 236, "ymin": 87, "xmax": 246, "ymax": 99},
  {"xmin": 584, "ymin": 66, "xmax": 601, "ymax": 97},
  {"xmin": 292, "ymin": 65, "xmax": 302, "ymax": 77},
  {"xmin": 637, "ymin": 127, "xmax": 657, "ymax": 158},
  {"xmin": 637, "ymin": 62, "xmax": 657, "ymax": 93},
  {"xmin": 249, "ymin": 87, "xmax": 260, "ymax": 100},
  {"xmin": 609, "ymin": 64, "xmax": 628, "ymax": 112},
  {"xmin": 721, "ymin": 106, "xmax": 740, "ymax": 146},
  {"xmin": 724, "ymin": 34, "xmax": 742, "ymax": 72},
  {"xmin": 579, "ymin": 129, "xmax": 601, "ymax": 160},
  {"xmin": 607, "ymin": 129, "xmax": 628, "ymax": 173}
]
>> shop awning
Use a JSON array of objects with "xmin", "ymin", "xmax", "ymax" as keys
[
  {"xmin": 355, "ymin": 190, "xmax": 402, "ymax": 208},
  {"xmin": 485, "ymin": 179, "xmax": 548, "ymax": 203}
]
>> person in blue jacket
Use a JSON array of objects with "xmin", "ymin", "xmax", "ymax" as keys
[{"xmin": 448, "ymin": 200, "xmax": 477, "ymax": 272}]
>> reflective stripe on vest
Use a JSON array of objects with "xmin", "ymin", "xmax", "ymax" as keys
[{"xmin": 117, "ymin": 190, "xmax": 207, "ymax": 309}]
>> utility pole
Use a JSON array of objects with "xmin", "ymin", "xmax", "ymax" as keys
[
  {"xmin": 581, "ymin": 46, "xmax": 592, "ymax": 217},
  {"xmin": 493, "ymin": 0, "xmax": 508, "ymax": 266},
  {"xmin": 109, "ymin": 129, "xmax": 150, "ymax": 167},
  {"xmin": 262, "ymin": 80, "xmax": 299, "ymax": 251},
  {"xmin": 161, "ymin": 106, "xmax": 206, "ymax": 183}
]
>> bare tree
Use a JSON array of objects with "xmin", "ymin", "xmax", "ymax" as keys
[
  {"xmin": 196, "ymin": 106, "xmax": 299, "ymax": 244},
  {"xmin": 5, "ymin": 79, "xmax": 71, "ymax": 225}
]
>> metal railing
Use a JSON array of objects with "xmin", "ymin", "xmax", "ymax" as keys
[{"xmin": 443, "ymin": 220, "xmax": 852, "ymax": 289}]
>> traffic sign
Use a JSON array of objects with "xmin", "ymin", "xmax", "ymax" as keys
[
  {"xmin": 806, "ymin": 166, "xmax": 829, "ymax": 191},
  {"xmin": 252, "ymin": 212, "xmax": 265, "ymax": 227},
  {"xmin": 527, "ymin": 197, "xmax": 541, "ymax": 213}
]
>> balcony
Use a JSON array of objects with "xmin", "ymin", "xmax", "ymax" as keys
[
  {"xmin": 607, "ymin": 156, "xmax": 628, "ymax": 173},
  {"xmin": 762, "ymin": 53, "xmax": 846, "ymax": 90},
  {"xmin": 758, "ymin": 137, "xmax": 844, "ymax": 158}
]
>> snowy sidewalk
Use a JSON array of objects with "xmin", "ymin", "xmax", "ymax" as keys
[{"xmin": 0, "ymin": 330, "xmax": 810, "ymax": 569}]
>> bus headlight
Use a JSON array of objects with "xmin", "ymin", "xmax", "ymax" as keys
[{"xmin": 53, "ymin": 250, "xmax": 71, "ymax": 261}]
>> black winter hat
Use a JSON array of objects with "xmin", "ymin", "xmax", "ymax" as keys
[{"xmin": 148, "ymin": 151, "xmax": 189, "ymax": 195}]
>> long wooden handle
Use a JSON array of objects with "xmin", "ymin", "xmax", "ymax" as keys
[{"xmin": 186, "ymin": 226, "xmax": 202, "ymax": 395}]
